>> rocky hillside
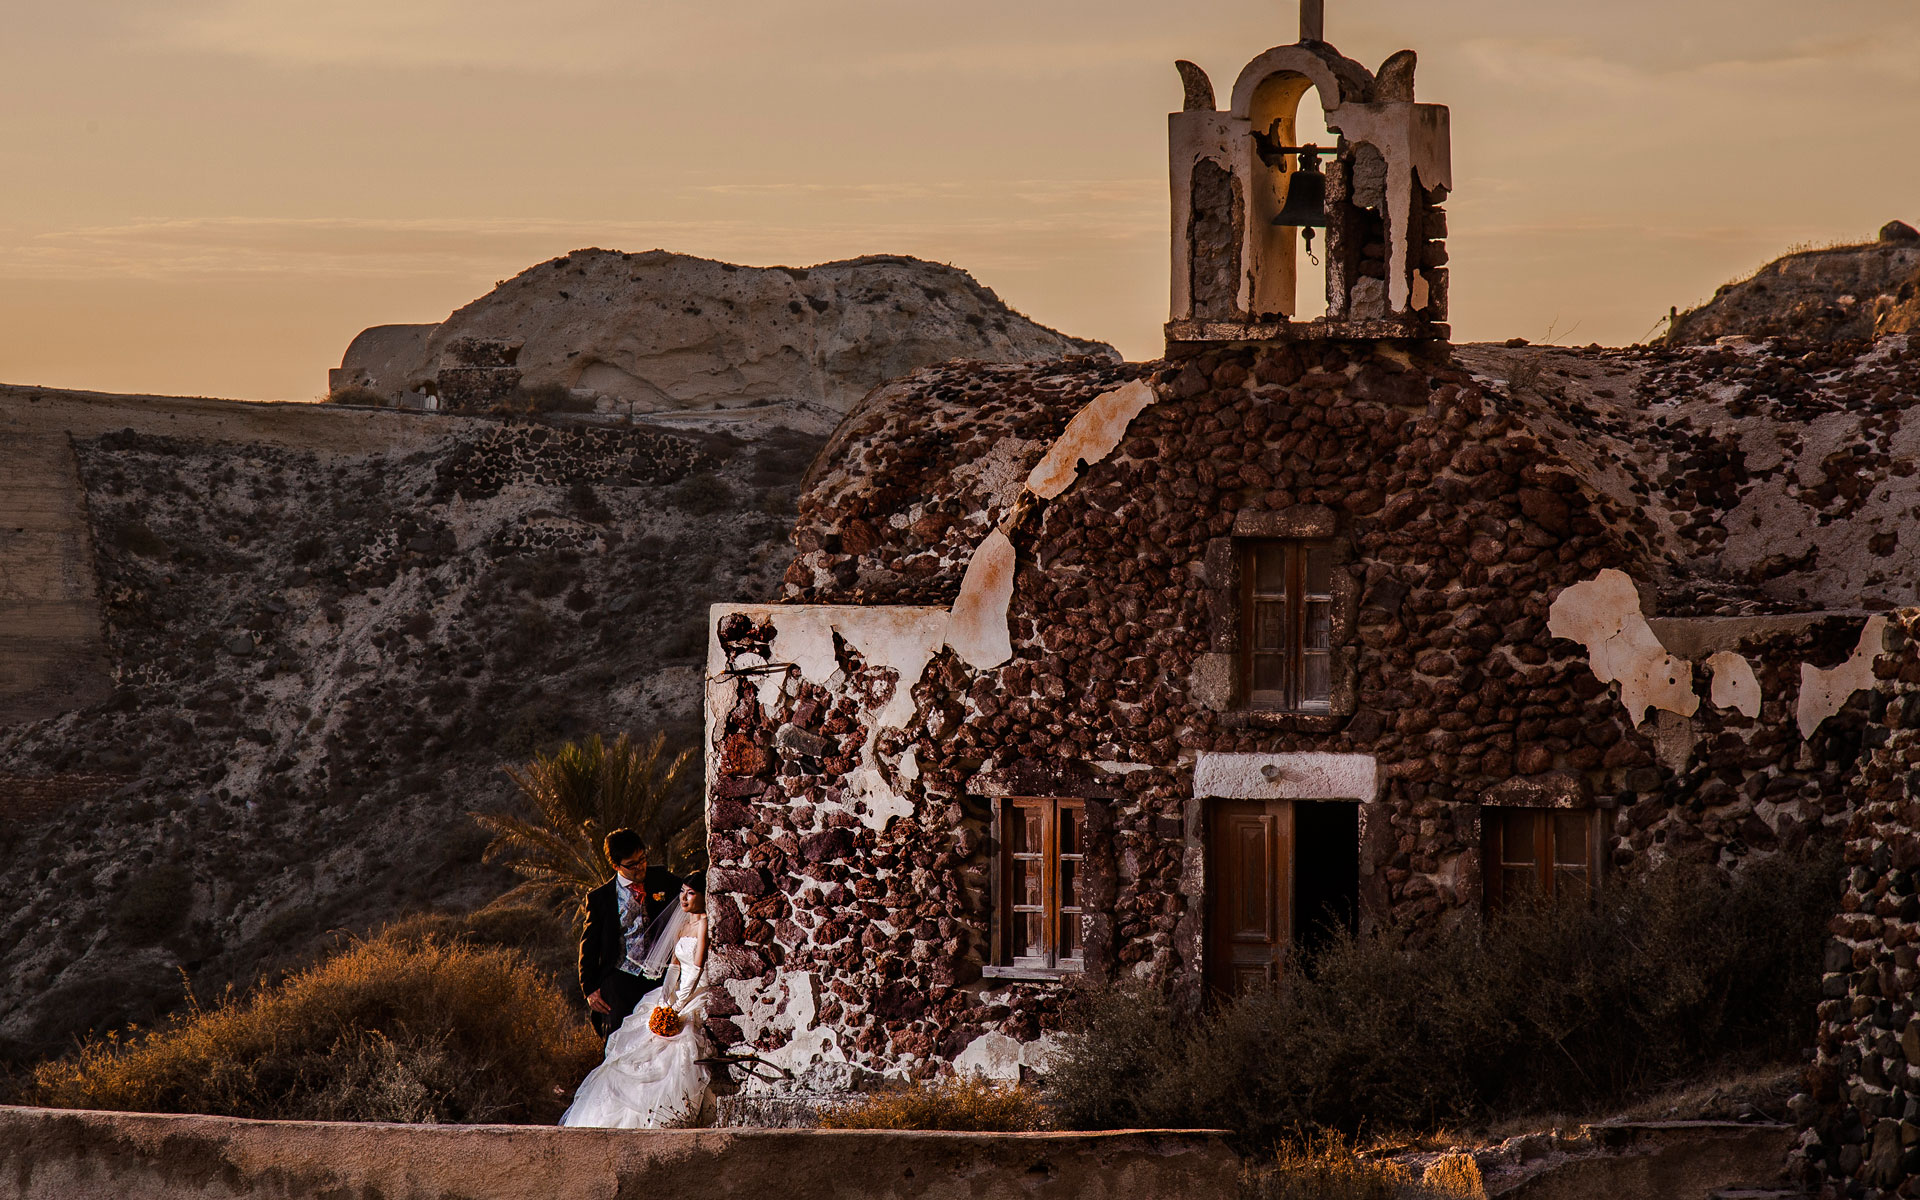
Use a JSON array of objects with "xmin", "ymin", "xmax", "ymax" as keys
[
  {"xmin": 331, "ymin": 251, "xmax": 1117, "ymax": 421},
  {"xmin": 0, "ymin": 395, "xmax": 824, "ymax": 1067},
  {"xmin": 1876, "ymin": 265, "xmax": 1920, "ymax": 337},
  {"xmin": 1662, "ymin": 221, "xmax": 1920, "ymax": 345}
]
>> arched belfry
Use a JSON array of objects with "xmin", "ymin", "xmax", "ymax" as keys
[{"xmin": 1168, "ymin": 0, "xmax": 1452, "ymax": 344}]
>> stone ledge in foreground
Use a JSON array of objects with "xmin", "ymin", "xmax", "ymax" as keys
[{"xmin": 0, "ymin": 1105, "xmax": 1240, "ymax": 1200}]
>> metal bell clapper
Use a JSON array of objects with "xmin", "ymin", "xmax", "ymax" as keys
[{"xmin": 1251, "ymin": 120, "xmax": 1331, "ymax": 261}]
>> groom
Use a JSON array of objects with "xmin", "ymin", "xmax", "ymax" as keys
[{"xmin": 579, "ymin": 828, "xmax": 684, "ymax": 1038}]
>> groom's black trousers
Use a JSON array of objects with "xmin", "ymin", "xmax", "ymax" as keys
[{"xmin": 592, "ymin": 969, "xmax": 661, "ymax": 1038}]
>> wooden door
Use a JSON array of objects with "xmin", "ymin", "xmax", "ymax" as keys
[{"xmin": 1206, "ymin": 799, "xmax": 1292, "ymax": 995}]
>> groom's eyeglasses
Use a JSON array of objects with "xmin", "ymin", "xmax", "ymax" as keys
[{"xmin": 615, "ymin": 855, "xmax": 647, "ymax": 873}]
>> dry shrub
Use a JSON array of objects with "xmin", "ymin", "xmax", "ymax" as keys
[
  {"xmin": 1240, "ymin": 1132, "xmax": 1418, "ymax": 1200},
  {"xmin": 28, "ymin": 927, "xmax": 600, "ymax": 1123},
  {"xmin": 1047, "ymin": 851, "xmax": 1837, "ymax": 1141},
  {"xmin": 1420, "ymin": 1152, "xmax": 1486, "ymax": 1199},
  {"xmin": 817, "ymin": 1076, "xmax": 1052, "ymax": 1132},
  {"xmin": 324, "ymin": 385, "xmax": 388, "ymax": 407},
  {"xmin": 378, "ymin": 904, "xmax": 578, "ymax": 998},
  {"xmin": 670, "ymin": 471, "xmax": 734, "ymax": 515}
]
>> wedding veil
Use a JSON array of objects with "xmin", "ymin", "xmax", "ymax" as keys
[{"xmin": 637, "ymin": 900, "xmax": 690, "ymax": 978}]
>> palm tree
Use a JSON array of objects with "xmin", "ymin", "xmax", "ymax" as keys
[{"xmin": 471, "ymin": 733, "xmax": 701, "ymax": 928}]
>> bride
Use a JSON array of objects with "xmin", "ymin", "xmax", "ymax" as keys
[{"xmin": 560, "ymin": 878, "xmax": 715, "ymax": 1128}]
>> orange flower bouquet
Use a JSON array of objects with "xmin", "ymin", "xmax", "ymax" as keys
[{"xmin": 648, "ymin": 1004, "xmax": 684, "ymax": 1037}]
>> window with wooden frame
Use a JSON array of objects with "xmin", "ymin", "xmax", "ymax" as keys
[
  {"xmin": 996, "ymin": 797, "xmax": 1085, "ymax": 972},
  {"xmin": 1241, "ymin": 540, "xmax": 1335, "ymax": 712},
  {"xmin": 1482, "ymin": 807, "xmax": 1602, "ymax": 910}
]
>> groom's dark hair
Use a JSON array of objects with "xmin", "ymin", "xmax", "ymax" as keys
[{"xmin": 604, "ymin": 828, "xmax": 645, "ymax": 865}]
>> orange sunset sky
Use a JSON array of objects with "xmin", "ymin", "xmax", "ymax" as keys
[{"xmin": 1, "ymin": 0, "xmax": 1916, "ymax": 401}]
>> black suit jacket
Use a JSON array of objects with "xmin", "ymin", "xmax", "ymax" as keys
[{"xmin": 578, "ymin": 865, "xmax": 683, "ymax": 998}]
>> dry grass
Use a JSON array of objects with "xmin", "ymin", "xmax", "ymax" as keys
[
  {"xmin": 1712, "ymin": 238, "xmax": 1876, "ymax": 294},
  {"xmin": 323, "ymin": 385, "xmax": 388, "ymax": 407},
  {"xmin": 27, "ymin": 926, "xmax": 601, "ymax": 1123},
  {"xmin": 1240, "ymin": 1131, "xmax": 1430, "ymax": 1200},
  {"xmin": 374, "ymin": 903, "xmax": 582, "ymax": 1001},
  {"xmin": 1419, "ymin": 1152, "xmax": 1486, "ymax": 1199},
  {"xmin": 817, "ymin": 1076, "xmax": 1053, "ymax": 1132}
]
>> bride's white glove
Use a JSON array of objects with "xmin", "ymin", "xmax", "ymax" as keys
[
  {"xmin": 673, "ymin": 914, "xmax": 707, "ymax": 1009},
  {"xmin": 671, "ymin": 962, "xmax": 702, "ymax": 1009}
]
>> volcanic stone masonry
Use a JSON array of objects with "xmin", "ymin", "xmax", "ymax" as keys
[
  {"xmin": 1799, "ymin": 610, "xmax": 1920, "ymax": 1196},
  {"xmin": 700, "ymin": 333, "xmax": 1920, "ymax": 1103}
]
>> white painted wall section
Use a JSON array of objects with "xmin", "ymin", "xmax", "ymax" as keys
[
  {"xmin": 1797, "ymin": 615, "xmax": 1888, "ymax": 738},
  {"xmin": 1025, "ymin": 380, "xmax": 1157, "ymax": 500},
  {"xmin": 1193, "ymin": 751, "xmax": 1379, "ymax": 801},
  {"xmin": 706, "ymin": 603, "xmax": 949, "ymax": 832},
  {"xmin": 953, "ymin": 1031, "xmax": 1062, "ymax": 1082},
  {"xmin": 1706, "ymin": 651, "xmax": 1763, "ymax": 719},
  {"xmin": 1548, "ymin": 569, "xmax": 1699, "ymax": 722},
  {"xmin": 946, "ymin": 530, "xmax": 1016, "ymax": 670}
]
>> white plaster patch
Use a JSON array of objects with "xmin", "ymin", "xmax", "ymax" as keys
[
  {"xmin": 766, "ymin": 611, "xmax": 844, "ymax": 685},
  {"xmin": 1193, "ymin": 751, "xmax": 1379, "ymax": 801},
  {"xmin": 1024, "ymin": 380, "xmax": 1157, "ymax": 500},
  {"xmin": 717, "ymin": 972, "xmax": 853, "ymax": 1085},
  {"xmin": 953, "ymin": 1032, "xmax": 1024, "ymax": 1081},
  {"xmin": 841, "ymin": 764, "xmax": 914, "ymax": 827},
  {"xmin": 1796, "ymin": 616, "xmax": 1888, "ymax": 739},
  {"xmin": 1706, "ymin": 651, "xmax": 1762, "ymax": 719},
  {"xmin": 709, "ymin": 603, "xmax": 948, "ymax": 831},
  {"xmin": 946, "ymin": 529, "xmax": 1016, "ymax": 669},
  {"xmin": 1547, "ymin": 570, "xmax": 1699, "ymax": 722}
]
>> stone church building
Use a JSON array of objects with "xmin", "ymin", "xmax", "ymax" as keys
[{"xmin": 699, "ymin": 11, "xmax": 1920, "ymax": 1194}]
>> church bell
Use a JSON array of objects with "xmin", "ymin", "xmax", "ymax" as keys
[{"xmin": 1272, "ymin": 149, "xmax": 1329, "ymax": 230}]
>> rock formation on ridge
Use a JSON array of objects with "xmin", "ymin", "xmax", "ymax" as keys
[
  {"xmin": 1661, "ymin": 222, "xmax": 1920, "ymax": 345},
  {"xmin": 330, "ymin": 251, "xmax": 1117, "ymax": 423}
]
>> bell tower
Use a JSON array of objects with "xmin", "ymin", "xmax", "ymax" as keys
[{"xmin": 1167, "ymin": 0, "xmax": 1452, "ymax": 344}]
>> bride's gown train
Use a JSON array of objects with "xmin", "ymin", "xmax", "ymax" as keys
[{"xmin": 560, "ymin": 931, "xmax": 714, "ymax": 1128}]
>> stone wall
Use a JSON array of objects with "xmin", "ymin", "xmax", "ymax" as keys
[
  {"xmin": 1798, "ymin": 610, "xmax": 1920, "ymax": 1197},
  {"xmin": 706, "ymin": 340, "xmax": 1907, "ymax": 1086},
  {"xmin": 0, "ymin": 774, "xmax": 132, "ymax": 832},
  {"xmin": 0, "ymin": 433, "xmax": 112, "ymax": 728},
  {"xmin": 0, "ymin": 1106, "xmax": 1238, "ymax": 1200}
]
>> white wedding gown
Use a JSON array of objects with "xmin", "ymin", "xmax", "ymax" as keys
[{"xmin": 559, "ymin": 931, "xmax": 715, "ymax": 1129}]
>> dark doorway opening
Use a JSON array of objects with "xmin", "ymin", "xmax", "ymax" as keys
[{"xmin": 1292, "ymin": 800, "xmax": 1358, "ymax": 962}]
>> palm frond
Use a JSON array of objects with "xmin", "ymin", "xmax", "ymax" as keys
[{"xmin": 470, "ymin": 732, "xmax": 706, "ymax": 929}]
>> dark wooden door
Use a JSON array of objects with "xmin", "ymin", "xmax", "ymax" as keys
[{"xmin": 1206, "ymin": 799, "xmax": 1292, "ymax": 995}]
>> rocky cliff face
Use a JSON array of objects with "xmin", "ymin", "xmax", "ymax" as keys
[
  {"xmin": 1663, "ymin": 223, "xmax": 1920, "ymax": 345},
  {"xmin": 1873, "ymin": 264, "xmax": 1920, "ymax": 338},
  {"xmin": 330, "ymin": 251, "xmax": 1116, "ymax": 422},
  {"xmin": 0, "ymin": 394, "xmax": 820, "ymax": 1066}
]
